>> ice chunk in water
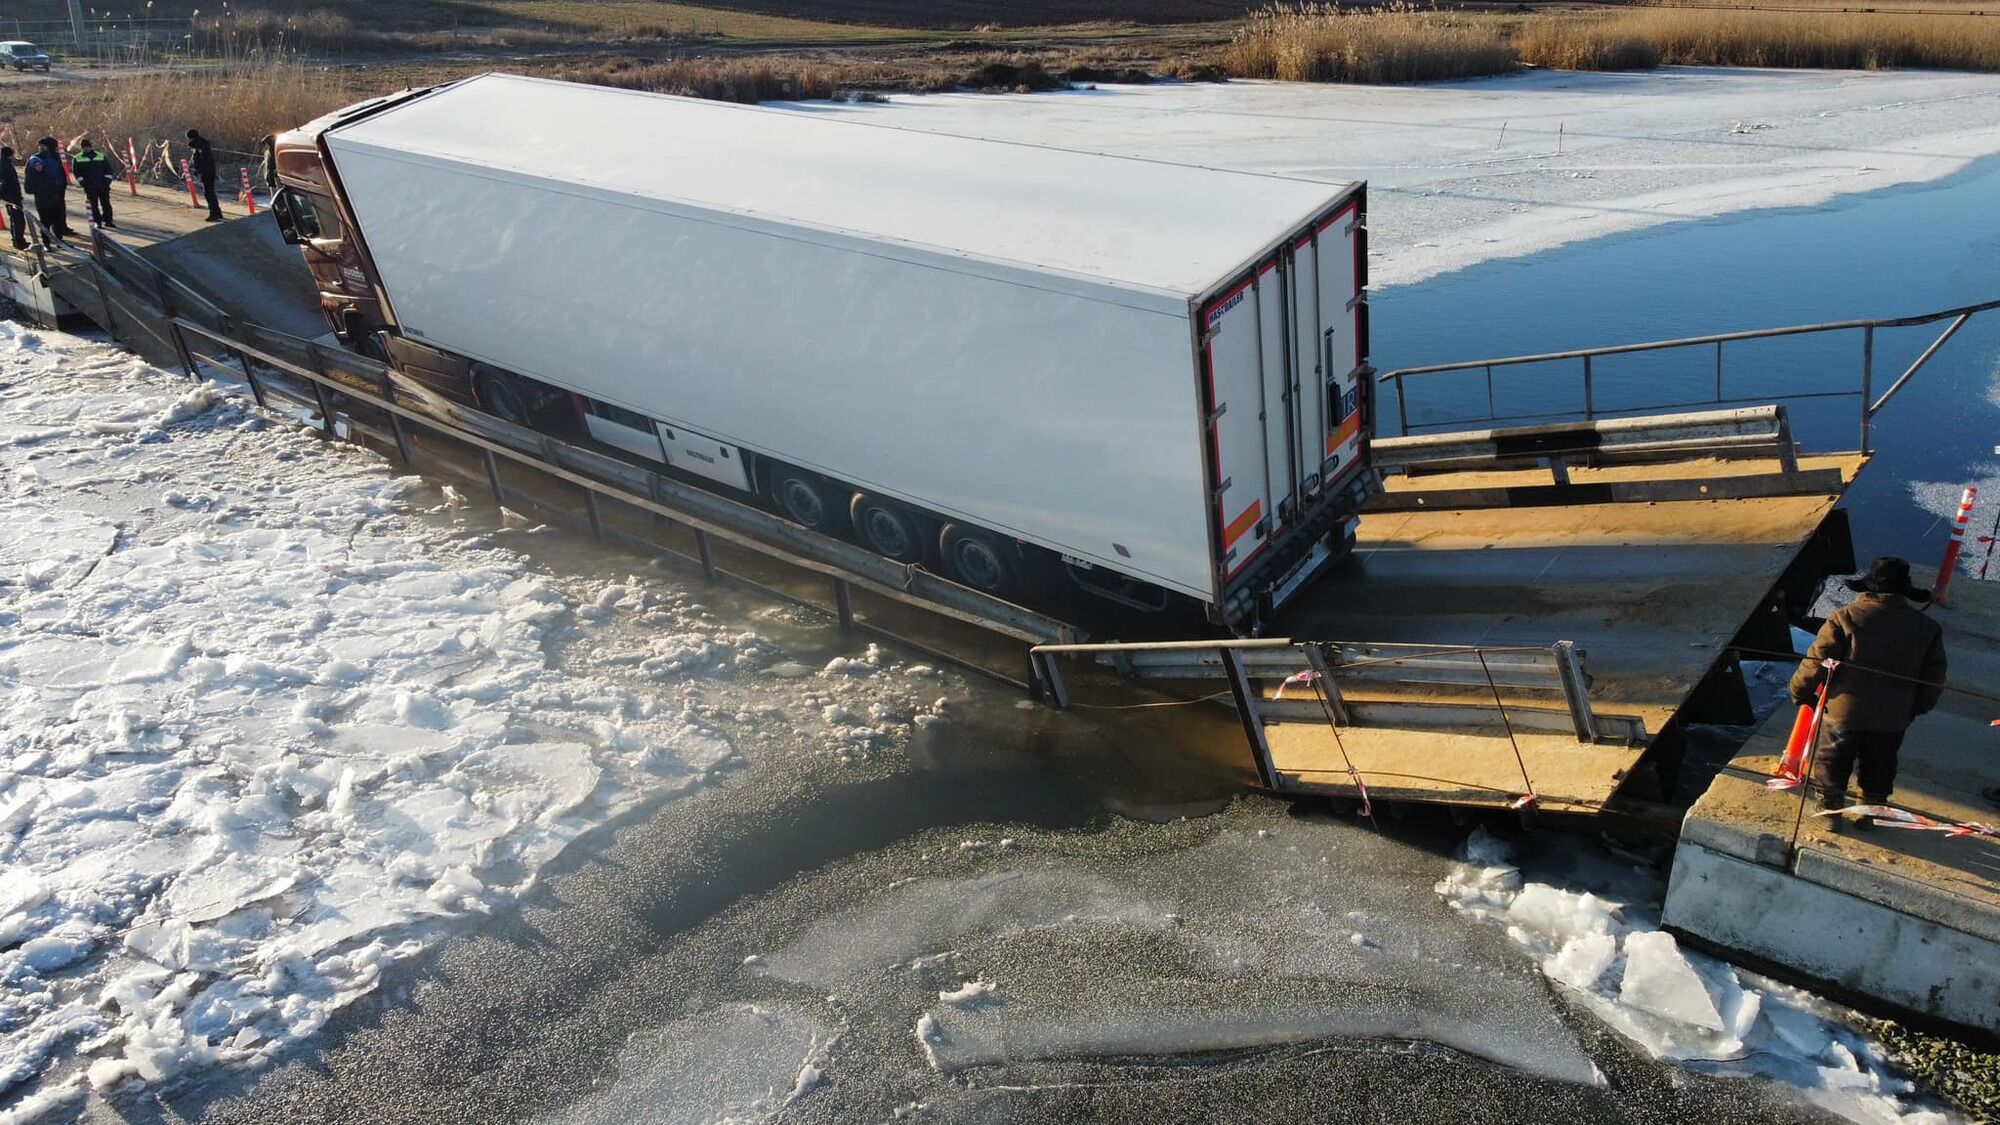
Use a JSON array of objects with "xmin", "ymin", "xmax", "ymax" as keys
[
  {"xmin": 1544, "ymin": 932, "xmax": 1617, "ymax": 993},
  {"xmin": 1619, "ymin": 932, "xmax": 1723, "ymax": 1032}
]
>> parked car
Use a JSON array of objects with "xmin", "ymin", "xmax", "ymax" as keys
[{"xmin": 0, "ymin": 41, "xmax": 52, "ymax": 72}]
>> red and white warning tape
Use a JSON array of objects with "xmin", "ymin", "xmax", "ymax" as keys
[{"xmin": 1814, "ymin": 805, "xmax": 1998, "ymax": 840}]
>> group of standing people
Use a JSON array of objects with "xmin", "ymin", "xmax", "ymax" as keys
[{"xmin": 2, "ymin": 128, "xmax": 225, "ymax": 251}]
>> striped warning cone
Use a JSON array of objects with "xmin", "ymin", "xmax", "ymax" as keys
[{"xmin": 1933, "ymin": 486, "xmax": 1977, "ymax": 605}]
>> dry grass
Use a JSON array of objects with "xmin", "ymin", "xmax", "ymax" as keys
[
  {"xmin": 1222, "ymin": 2, "xmax": 2000, "ymax": 83},
  {"xmin": 1574, "ymin": 8, "xmax": 2000, "ymax": 71},
  {"xmin": 1512, "ymin": 19, "xmax": 1660, "ymax": 72},
  {"xmin": 547, "ymin": 56, "xmax": 855, "ymax": 101},
  {"xmin": 0, "ymin": 54, "xmax": 362, "ymax": 162},
  {"xmin": 1224, "ymin": 3, "xmax": 1515, "ymax": 83}
]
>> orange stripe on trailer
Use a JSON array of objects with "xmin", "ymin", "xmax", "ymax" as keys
[
  {"xmin": 1224, "ymin": 500, "xmax": 1262, "ymax": 547},
  {"xmin": 1325, "ymin": 412, "xmax": 1361, "ymax": 456}
]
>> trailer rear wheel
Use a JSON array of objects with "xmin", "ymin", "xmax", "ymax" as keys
[
  {"xmin": 940, "ymin": 524, "xmax": 1017, "ymax": 597},
  {"xmin": 771, "ymin": 470, "xmax": 846, "ymax": 535},
  {"xmin": 851, "ymin": 493, "xmax": 924, "ymax": 564}
]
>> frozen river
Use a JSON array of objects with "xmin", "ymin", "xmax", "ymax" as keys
[{"xmin": 6, "ymin": 67, "xmax": 2000, "ymax": 1124}]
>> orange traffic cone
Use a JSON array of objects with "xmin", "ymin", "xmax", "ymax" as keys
[{"xmin": 1769, "ymin": 665, "xmax": 1834, "ymax": 791}]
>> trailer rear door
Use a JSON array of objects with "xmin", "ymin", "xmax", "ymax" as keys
[{"xmin": 1199, "ymin": 191, "xmax": 1367, "ymax": 592}]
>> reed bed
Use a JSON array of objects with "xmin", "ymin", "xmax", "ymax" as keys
[
  {"xmin": 1581, "ymin": 7, "xmax": 2000, "ymax": 71},
  {"xmin": 2, "ymin": 53, "xmax": 360, "ymax": 161},
  {"xmin": 1225, "ymin": 1, "xmax": 2000, "ymax": 83},
  {"xmin": 1225, "ymin": 3, "xmax": 1516, "ymax": 83}
]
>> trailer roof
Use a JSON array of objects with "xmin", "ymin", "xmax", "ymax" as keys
[{"xmin": 326, "ymin": 73, "xmax": 1355, "ymax": 302}]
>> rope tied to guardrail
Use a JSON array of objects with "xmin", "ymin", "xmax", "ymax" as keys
[{"xmin": 1476, "ymin": 650, "xmax": 1540, "ymax": 812}]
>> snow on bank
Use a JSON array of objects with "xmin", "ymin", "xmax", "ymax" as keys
[
  {"xmin": 0, "ymin": 322, "xmax": 840, "ymax": 1117},
  {"xmin": 815, "ymin": 68, "xmax": 2000, "ymax": 289},
  {"xmin": 1437, "ymin": 829, "xmax": 1947, "ymax": 1123}
]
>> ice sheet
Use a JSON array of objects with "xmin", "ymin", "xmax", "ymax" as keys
[
  {"xmin": 810, "ymin": 69, "xmax": 2000, "ymax": 289},
  {"xmin": 0, "ymin": 323, "xmax": 762, "ymax": 1114},
  {"xmin": 760, "ymin": 823, "xmax": 1605, "ymax": 1088},
  {"xmin": 1437, "ymin": 828, "xmax": 1949, "ymax": 1123}
]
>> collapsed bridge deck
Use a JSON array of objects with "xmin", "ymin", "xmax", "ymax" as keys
[{"xmin": 1270, "ymin": 454, "xmax": 1862, "ymax": 813}]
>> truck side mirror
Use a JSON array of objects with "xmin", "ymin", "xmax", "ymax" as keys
[{"xmin": 271, "ymin": 189, "xmax": 301, "ymax": 245}]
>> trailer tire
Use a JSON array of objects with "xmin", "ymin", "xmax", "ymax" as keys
[
  {"xmin": 770, "ymin": 470, "xmax": 847, "ymax": 536},
  {"xmin": 940, "ymin": 524, "xmax": 1017, "ymax": 597},
  {"xmin": 851, "ymin": 493, "xmax": 925, "ymax": 564},
  {"xmin": 473, "ymin": 365, "xmax": 532, "ymax": 426}
]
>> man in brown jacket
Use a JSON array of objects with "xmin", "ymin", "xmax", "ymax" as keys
[{"xmin": 1790, "ymin": 557, "xmax": 1948, "ymax": 822}]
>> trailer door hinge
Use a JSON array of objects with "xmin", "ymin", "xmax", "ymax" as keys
[{"xmin": 1208, "ymin": 402, "xmax": 1227, "ymax": 422}]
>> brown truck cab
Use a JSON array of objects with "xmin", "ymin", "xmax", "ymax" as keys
[
  {"xmin": 273, "ymin": 87, "xmax": 491, "ymax": 405},
  {"xmin": 273, "ymin": 100, "xmax": 395, "ymax": 351}
]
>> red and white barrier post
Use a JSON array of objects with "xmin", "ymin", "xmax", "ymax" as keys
[
  {"xmin": 126, "ymin": 137, "xmax": 140, "ymax": 197},
  {"xmin": 240, "ymin": 165, "xmax": 256, "ymax": 215},
  {"xmin": 180, "ymin": 158, "xmax": 199, "ymax": 207},
  {"xmin": 1933, "ymin": 485, "xmax": 1977, "ymax": 605}
]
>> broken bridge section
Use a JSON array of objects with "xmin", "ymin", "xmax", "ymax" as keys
[
  {"xmin": 1032, "ymin": 637, "xmax": 1647, "ymax": 815},
  {"xmin": 1033, "ymin": 406, "xmax": 1870, "ymax": 819}
]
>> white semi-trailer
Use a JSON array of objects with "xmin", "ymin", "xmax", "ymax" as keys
[{"xmin": 272, "ymin": 73, "xmax": 1374, "ymax": 630}]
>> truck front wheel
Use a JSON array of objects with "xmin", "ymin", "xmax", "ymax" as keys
[
  {"xmin": 940, "ymin": 524, "xmax": 1017, "ymax": 597},
  {"xmin": 851, "ymin": 493, "xmax": 924, "ymax": 564},
  {"xmin": 473, "ymin": 366, "xmax": 531, "ymax": 426}
]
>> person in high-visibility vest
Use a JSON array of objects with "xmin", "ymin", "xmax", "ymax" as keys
[
  {"xmin": 1789, "ymin": 556, "xmax": 1948, "ymax": 829},
  {"xmin": 69, "ymin": 138, "xmax": 120, "ymax": 229},
  {"xmin": 0, "ymin": 146, "xmax": 26, "ymax": 250}
]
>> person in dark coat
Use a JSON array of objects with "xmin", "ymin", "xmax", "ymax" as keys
[
  {"xmin": 186, "ymin": 128, "xmax": 223, "ymax": 222},
  {"xmin": 70, "ymin": 138, "xmax": 119, "ymax": 229},
  {"xmin": 22, "ymin": 137, "xmax": 71, "ymax": 242},
  {"xmin": 0, "ymin": 146, "xmax": 26, "ymax": 250},
  {"xmin": 1789, "ymin": 556, "xmax": 1948, "ymax": 823},
  {"xmin": 258, "ymin": 134, "xmax": 278, "ymax": 193}
]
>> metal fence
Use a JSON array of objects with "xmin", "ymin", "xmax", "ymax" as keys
[
  {"xmin": 1377, "ymin": 297, "xmax": 2000, "ymax": 456},
  {"xmin": 1027, "ymin": 636, "xmax": 1640, "ymax": 803}
]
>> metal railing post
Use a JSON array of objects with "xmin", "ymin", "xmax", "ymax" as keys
[
  {"xmin": 1858, "ymin": 326, "xmax": 1874, "ymax": 457},
  {"xmin": 694, "ymin": 528, "xmax": 717, "ymax": 581},
  {"xmin": 481, "ymin": 448, "xmax": 503, "ymax": 501},
  {"xmin": 231, "ymin": 346, "xmax": 266, "ymax": 409},
  {"xmin": 1394, "ymin": 375, "xmax": 1409, "ymax": 436},
  {"xmin": 1869, "ymin": 312, "xmax": 1971, "ymax": 421},
  {"xmin": 1220, "ymin": 647, "xmax": 1280, "ymax": 790},
  {"xmin": 387, "ymin": 410, "xmax": 414, "ymax": 464},
  {"xmin": 833, "ymin": 578, "xmax": 855, "ymax": 631},
  {"xmin": 1029, "ymin": 650, "xmax": 1071, "ymax": 710},
  {"xmin": 167, "ymin": 321, "xmax": 199, "ymax": 382},
  {"xmin": 1553, "ymin": 640, "xmax": 1596, "ymax": 743},
  {"xmin": 1582, "ymin": 354, "xmax": 1594, "ymax": 420},
  {"xmin": 308, "ymin": 373, "xmax": 335, "ymax": 438},
  {"xmin": 1773, "ymin": 407, "xmax": 1799, "ymax": 476},
  {"xmin": 582, "ymin": 488, "xmax": 605, "ymax": 540},
  {"xmin": 1299, "ymin": 642, "xmax": 1351, "ymax": 724}
]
